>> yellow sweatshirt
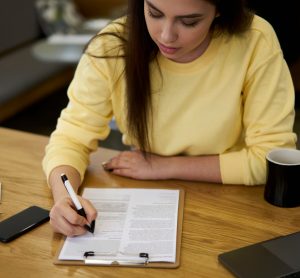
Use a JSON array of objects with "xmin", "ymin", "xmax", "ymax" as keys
[{"xmin": 43, "ymin": 15, "xmax": 296, "ymax": 185}]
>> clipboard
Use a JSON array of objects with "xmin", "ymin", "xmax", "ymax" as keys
[{"xmin": 53, "ymin": 188, "xmax": 185, "ymax": 268}]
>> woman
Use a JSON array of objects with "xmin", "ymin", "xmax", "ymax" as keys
[{"xmin": 43, "ymin": 0, "xmax": 296, "ymax": 236}]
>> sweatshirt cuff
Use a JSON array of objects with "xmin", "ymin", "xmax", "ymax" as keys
[
  {"xmin": 219, "ymin": 151, "xmax": 246, "ymax": 185},
  {"xmin": 42, "ymin": 157, "xmax": 87, "ymax": 186}
]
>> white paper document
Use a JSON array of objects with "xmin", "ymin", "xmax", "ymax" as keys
[{"xmin": 58, "ymin": 188, "xmax": 180, "ymax": 264}]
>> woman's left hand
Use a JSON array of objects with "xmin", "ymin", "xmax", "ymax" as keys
[{"xmin": 102, "ymin": 150, "xmax": 169, "ymax": 180}]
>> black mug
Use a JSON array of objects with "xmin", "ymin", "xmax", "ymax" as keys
[{"xmin": 264, "ymin": 148, "xmax": 300, "ymax": 208}]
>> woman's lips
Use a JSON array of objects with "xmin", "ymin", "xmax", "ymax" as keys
[{"xmin": 158, "ymin": 43, "xmax": 179, "ymax": 55}]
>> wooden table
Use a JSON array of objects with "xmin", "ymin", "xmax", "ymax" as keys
[{"xmin": 0, "ymin": 127, "xmax": 299, "ymax": 277}]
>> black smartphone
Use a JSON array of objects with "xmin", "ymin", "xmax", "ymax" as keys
[{"xmin": 0, "ymin": 205, "xmax": 50, "ymax": 243}]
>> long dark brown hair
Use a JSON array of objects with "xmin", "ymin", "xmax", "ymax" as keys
[{"xmin": 86, "ymin": 0, "xmax": 253, "ymax": 153}]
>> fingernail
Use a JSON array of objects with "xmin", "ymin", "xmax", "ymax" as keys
[{"xmin": 102, "ymin": 162, "xmax": 113, "ymax": 172}]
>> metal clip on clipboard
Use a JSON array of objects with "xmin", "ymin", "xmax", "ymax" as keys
[{"xmin": 83, "ymin": 251, "xmax": 150, "ymax": 265}]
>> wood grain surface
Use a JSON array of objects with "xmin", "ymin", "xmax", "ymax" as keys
[{"xmin": 0, "ymin": 127, "xmax": 299, "ymax": 277}]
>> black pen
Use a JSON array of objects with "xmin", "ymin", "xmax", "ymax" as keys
[{"xmin": 60, "ymin": 173, "xmax": 94, "ymax": 233}]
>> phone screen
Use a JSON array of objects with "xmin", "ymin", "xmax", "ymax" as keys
[{"xmin": 0, "ymin": 206, "xmax": 50, "ymax": 243}]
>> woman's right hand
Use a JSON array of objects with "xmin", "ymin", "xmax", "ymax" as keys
[
  {"xmin": 48, "ymin": 165, "xmax": 97, "ymax": 236},
  {"xmin": 50, "ymin": 194, "xmax": 97, "ymax": 236}
]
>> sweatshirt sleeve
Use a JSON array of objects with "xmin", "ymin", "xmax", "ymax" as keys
[
  {"xmin": 220, "ymin": 38, "xmax": 297, "ymax": 185},
  {"xmin": 42, "ymin": 52, "xmax": 115, "ymax": 182}
]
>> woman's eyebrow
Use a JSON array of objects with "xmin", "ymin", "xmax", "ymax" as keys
[
  {"xmin": 146, "ymin": 0, "xmax": 162, "ymax": 13},
  {"xmin": 145, "ymin": 0, "xmax": 203, "ymax": 19}
]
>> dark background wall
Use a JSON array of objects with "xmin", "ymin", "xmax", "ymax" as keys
[{"xmin": 247, "ymin": 0, "xmax": 300, "ymax": 100}]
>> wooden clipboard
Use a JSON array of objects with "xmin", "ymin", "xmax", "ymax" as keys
[{"xmin": 53, "ymin": 188, "xmax": 185, "ymax": 268}]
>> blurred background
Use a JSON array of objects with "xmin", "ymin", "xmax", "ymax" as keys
[
  {"xmin": 0, "ymin": 0, "xmax": 299, "ymax": 150},
  {"xmin": 0, "ymin": 0, "xmax": 128, "ymax": 150}
]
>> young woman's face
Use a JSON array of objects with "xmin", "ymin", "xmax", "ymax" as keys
[{"xmin": 144, "ymin": 0, "xmax": 218, "ymax": 63}]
